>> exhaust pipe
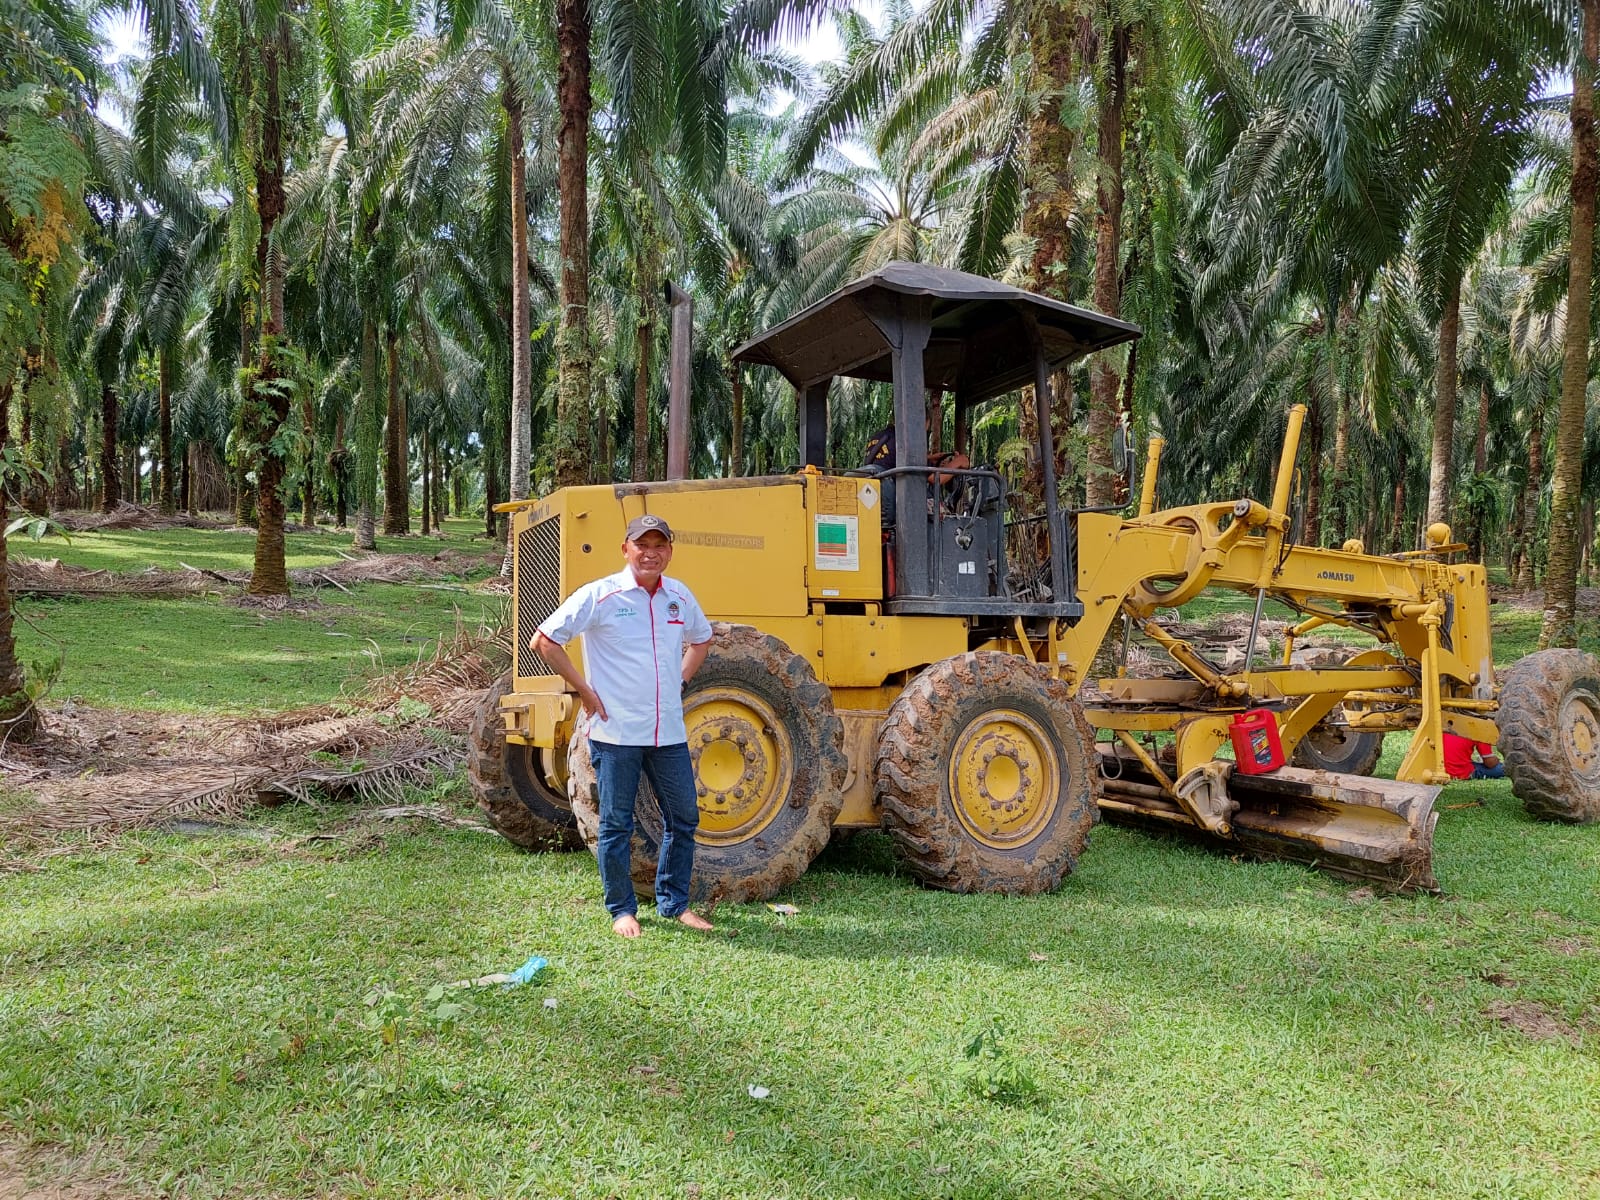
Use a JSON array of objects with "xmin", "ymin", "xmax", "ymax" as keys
[{"xmin": 664, "ymin": 280, "xmax": 693, "ymax": 480}]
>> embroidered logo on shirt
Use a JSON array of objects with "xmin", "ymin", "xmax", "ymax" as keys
[
  {"xmin": 614, "ymin": 606, "xmax": 638, "ymax": 618},
  {"xmin": 667, "ymin": 601, "xmax": 681, "ymax": 620}
]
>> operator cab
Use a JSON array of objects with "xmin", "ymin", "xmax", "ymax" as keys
[{"xmin": 731, "ymin": 261, "xmax": 1141, "ymax": 620}]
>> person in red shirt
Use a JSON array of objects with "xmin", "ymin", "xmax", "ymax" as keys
[{"xmin": 1442, "ymin": 730, "xmax": 1505, "ymax": 780}]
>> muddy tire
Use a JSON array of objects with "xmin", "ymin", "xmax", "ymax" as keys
[
  {"xmin": 567, "ymin": 624, "xmax": 847, "ymax": 905},
  {"xmin": 1292, "ymin": 714, "xmax": 1384, "ymax": 776},
  {"xmin": 1498, "ymin": 649, "xmax": 1600, "ymax": 822},
  {"xmin": 466, "ymin": 673, "xmax": 584, "ymax": 850},
  {"xmin": 875, "ymin": 652, "xmax": 1096, "ymax": 894}
]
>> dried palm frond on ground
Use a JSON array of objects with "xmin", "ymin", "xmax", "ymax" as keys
[
  {"xmin": 0, "ymin": 619, "xmax": 512, "ymax": 844},
  {"xmin": 9, "ymin": 548, "xmax": 505, "ymax": 599},
  {"xmin": 361, "ymin": 609, "xmax": 510, "ymax": 719},
  {"xmin": 51, "ymin": 502, "xmax": 235, "ymax": 532},
  {"xmin": 8, "ymin": 558, "xmax": 221, "ymax": 598}
]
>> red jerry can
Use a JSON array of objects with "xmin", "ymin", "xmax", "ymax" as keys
[{"xmin": 1229, "ymin": 708, "xmax": 1285, "ymax": 775}]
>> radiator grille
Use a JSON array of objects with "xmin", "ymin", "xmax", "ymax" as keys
[{"xmin": 515, "ymin": 516, "xmax": 562, "ymax": 678}]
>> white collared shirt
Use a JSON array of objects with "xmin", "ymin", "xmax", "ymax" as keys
[{"xmin": 537, "ymin": 566, "xmax": 714, "ymax": 746}]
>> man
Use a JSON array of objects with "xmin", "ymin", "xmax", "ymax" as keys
[
  {"xmin": 531, "ymin": 514, "xmax": 715, "ymax": 938},
  {"xmin": 1442, "ymin": 730, "xmax": 1506, "ymax": 781},
  {"xmin": 861, "ymin": 414, "xmax": 970, "ymax": 525}
]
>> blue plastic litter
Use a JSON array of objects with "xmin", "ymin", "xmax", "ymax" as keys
[{"xmin": 506, "ymin": 955, "xmax": 549, "ymax": 986}]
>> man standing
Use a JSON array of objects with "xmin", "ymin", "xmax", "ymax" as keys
[{"xmin": 531, "ymin": 515, "xmax": 715, "ymax": 937}]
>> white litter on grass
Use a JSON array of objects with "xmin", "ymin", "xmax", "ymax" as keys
[
  {"xmin": 766, "ymin": 904, "xmax": 800, "ymax": 916},
  {"xmin": 544, "ymin": 997, "xmax": 558, "ymax": 1010},
  {"xmin": 747, "ymin": 1084, "xmax": 770, "ymax": 1100}
]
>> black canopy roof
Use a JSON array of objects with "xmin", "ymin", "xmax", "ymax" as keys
[{"xmin": 731, "ymin": 261, "xmax": 1141, "ymax": 402}]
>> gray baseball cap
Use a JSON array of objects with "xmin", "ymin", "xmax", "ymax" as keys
[{"xmin": 625, "ymin": 514, "xmax": 674, "ymax": 542}]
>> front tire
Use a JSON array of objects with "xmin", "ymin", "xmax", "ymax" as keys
[
  {"xmin": 1498, "ymin": 649, "xmax": 1600, "ymax": 822},
  {"xmin": 875, "ymin": 652, "xmax": 1096, "ymax": 894},
  {"xmin": 567, "ymin": 625, "xmax": 847, "ymax": 904},
  {"xmin": 466, "ymin": 673, "xmax": 584, "ymax": 850}
]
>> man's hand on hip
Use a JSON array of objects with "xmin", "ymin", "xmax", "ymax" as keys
[{"xmin": 578, "ymin": 684, "xmax": 608, "ymax": 721}]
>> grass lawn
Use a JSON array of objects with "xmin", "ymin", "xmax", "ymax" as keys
[
  {"xmin": 3, "ymin": 788, "xmax": 1598, "ymax": 1200},
  {"xmin": 3, "ymin": 524, "xmax": 1598, "ymax": 1198},
  {"xmin": 9, "ymin": 518, "xmax": 504, "ymax": 712},
  {"xmin": 10, "ymin": 516, "xmax": 494, "ymax": 574}
]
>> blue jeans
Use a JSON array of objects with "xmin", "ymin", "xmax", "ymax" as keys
[
  {"xmin": 1471, "ymin": 762, "xmax": 1506, "ymax": 780},
  {"xmin": 589, "ymin": 742, "xmax": 699, "ymax": 919}
]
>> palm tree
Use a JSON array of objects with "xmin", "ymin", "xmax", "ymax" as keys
[
  {"xmin": 1412, "ymin": 4, "xmax": 1565, "ymax": 528},
  {"xmin": 1, "ymin": 0, "xmax": 98, "ymax": 737},
  {"xmin": 1543, "ymin": 0, "xmax": 1600, "ymax": 648}
]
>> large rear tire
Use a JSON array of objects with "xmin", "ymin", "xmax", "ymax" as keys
[
  {"xmin": 1498, "ymin": 649, "xmax": 1600, "ymax": 822},
  {"xmin": 875, "ymin": 652, "xmax": 1096, "ymax": 894},
  {"xmin": 567, "ymin": 625, "xmax": 847, "ymax": 904},
  {"xmin": 467, "ymin": 673, "xmax": 584, "ymax": 850}
]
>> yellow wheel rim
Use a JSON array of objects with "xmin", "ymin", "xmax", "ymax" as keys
[
  {"xmin": 685, "ymin": 687, "xmax": 795, "ymax": 845},
  {"xmin": 1560, "ymin": 692, "xmax": 1600, "ymax": 783},
  {"xmin": 947, "ymin": 708, "xmax": 1060, "ymax": 849}
]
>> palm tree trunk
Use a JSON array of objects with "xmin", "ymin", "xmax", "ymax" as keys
[
  {"xmin": 436, "ymin": 442, "xmax": 448, "ymax": 525},
  {"xmin": 553, "ymin": 0, "xmax": 592, "ymax": 489},
  {"xmin": 158, "ymin": 347, "xmax": 175, "ymax": 514},
  {"xmin": 1541, "ymin": 0, "xmax": 1599, "ymax": 647},
  {"xmin": 0, "ymin": 379, "xmax": 36, "ymax": 741},
  {"xmin": 483, "ymin": 458, "xmax": 498, "ymax": 539},
  {"xmin": 54, "ymin": 436, "xmax": 73, "ymax": 510},
  {"xmin": 301, "ymin": 383, "xmax": 316, "ymax": 527},
  {"xmin": 1516, "ymin": 403, "xmax": 1545, "ymax": 591},
  {"xmin": 1474, "ymin": 381, "xmax": 1490, "ymax": 475},
  {"xmin": 19, "ymin": 366, "xmax": 44, "ymax": 516},
  {"xmin": 247, "ymin": 18, "xmax": 292, "ymax": 597},
  {"xmin": 331, "ymin": 410, "xmax": 348, "ymax": 528},
  {"xmin": 1582, "ymin": 498, "xmax": 1596, "ymax": 586},
  {"xmin": 1086, "ymin": 21, "xmax": 1128, "ymax": 509},
  {"xmin": 99, "ymin": 384, "xmax": 119, "ymax": 513},
  {"xmin": 420, "ymin": 426, "xmax": 432, "ymax": 535},
  {"xmin": 505, "ymin": 80, "xmax": 534, "ymax": 515},
  {"xmin": 730, "ymin": 360, "xmax": 744, "ymax": 477},
  {"xmin": 1304, "ymin": 396, "xmax": 1324, "ymax": 545},
  {"xmin": 1425, "ymin": 274, "xmax": 1461, "ymax": 527},
  {"xmin": 239, "ymin": 470, "xmax": 256, "ymax": 524},
  {"xmin": 1018, "ymin": 0, "xmax": 1079, "ymax": 513},
  {"xmin": 633, "ymin": 304, "xmax": 653, "ymax": 481},
  {"xmin": 383, "ymin": 330, "xmax": 409, "ymax": 534},
  {"xmin": 1390, "ymin": 477, "xmax": 1405, "ymax": 555},
  {"xmin": 354, "ymin": 317, "xmax": 380, "ymax": 550},
  {"xmin": 1326, "ymin": 302, "xmax": 1355, "ymax": 543}
]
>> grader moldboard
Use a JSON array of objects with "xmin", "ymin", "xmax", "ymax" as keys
[{"xmin": 468, "ymin": 262, "xmax": 1600, "ymax": 902}]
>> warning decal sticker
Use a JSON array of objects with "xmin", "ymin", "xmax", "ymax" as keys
[{"xmin": 814, "ymin": 514, "xmax": 859, "ymax": 571}]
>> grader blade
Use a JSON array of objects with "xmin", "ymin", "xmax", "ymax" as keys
[{"xmin": 1099, "ymin": 761, "xmax": 1440, "ymax": 893}]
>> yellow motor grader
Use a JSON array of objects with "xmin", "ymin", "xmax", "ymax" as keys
[{"xmin": 468, "ymin": 263, "xmax": 1600, "ymax": 901}]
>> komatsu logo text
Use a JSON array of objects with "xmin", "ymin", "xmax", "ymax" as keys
[{"xmin": 1317, "ymin": 569, "xmax": 1356, "ymax": 582}]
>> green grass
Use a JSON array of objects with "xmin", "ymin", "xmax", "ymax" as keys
[
  {"xmin": 2, "ymin": 790, "xmax": 1597, "ymax": 1200},
  {"xmin": 9, "ymin": 519, "xmax": 503, "ymax": 712},
  {"xmin": 13, "ymin": 586, "xmax": 506, "ymax": 711},
  {"xmin": 11, "ymin": 516, "xmax": 494, "ymax": 574}
]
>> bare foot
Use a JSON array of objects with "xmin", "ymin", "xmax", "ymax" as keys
[
  {"xmin": 612, "ymin": 913, "xmax": 642, "ymax": 938},
  {"xmin": 676, "ymin": 910, "xmax": 714, "ymax": 932}
]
